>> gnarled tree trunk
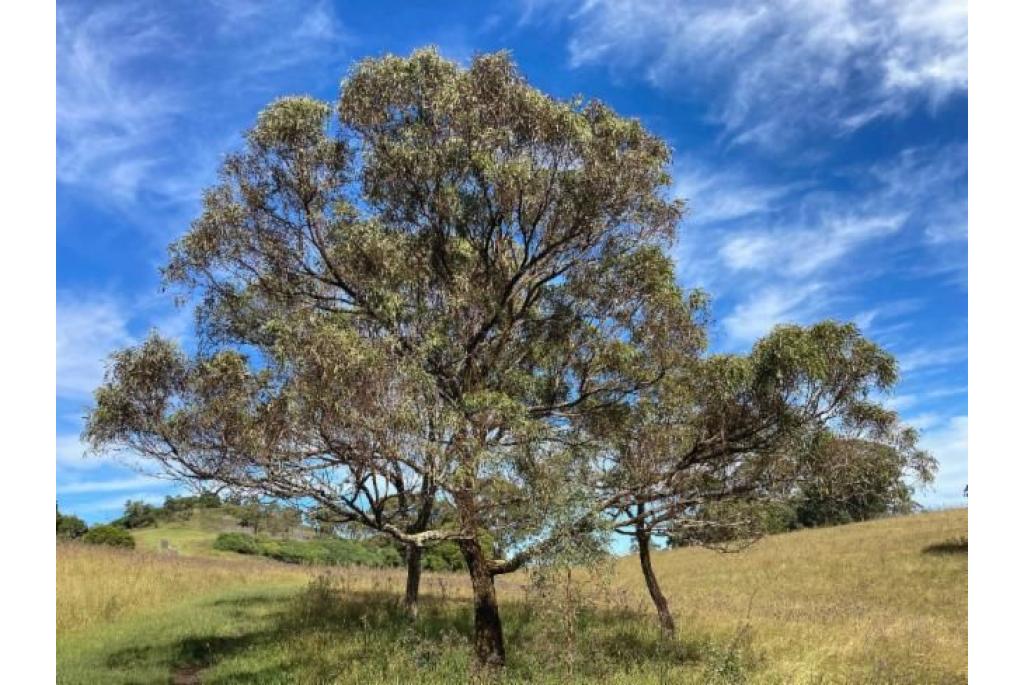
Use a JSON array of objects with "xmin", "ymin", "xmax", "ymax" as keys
[
  {"xmin": 403, "ymin": 544, "xmax": 423, "ymax": 619},
  {"xmin": 636, "ymin": 526, "xmax": 676, "ymax": 635},
  {"xmin": 401, "ymin": 481, "xmax": 435, "ymax": 619},
  {"xmin": 460, "ymin": 538, "xmax": 506, "ymax": 668}
]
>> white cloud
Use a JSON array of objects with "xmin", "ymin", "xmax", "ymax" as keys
[
  {"xmin": 720, "ymin": 212, "xmax": 906, "ymax": 278},
  {"xmin": 917, "ymin": 415, "xmax": 967, "ymax": 507},
  {"xmin": 549, "ymin": 0, "xmax": 966, "ymax": 147},
  {"xmin": 673, "ymin": 162, "xmax": 796, "ymax": 225},
  {"xmin": 58, "ymin": 476, "xmax": 168, "ymax": 495},
  {"xmin": 56, "ymin": 292, "xmax": 132, "ymax": 400},
  {"xmin": 57, "ymin": 433, "xmax": 104, "ymax": 471},
  {"xmin": 721, "ymin": 283, "xmax": 825, "ymax": 346},
  {"xmin": 57, "ymin": 3, "xmax": 183, "ymax": 203},
  {"xmin": 57, "ymin": 1, "xmax": 348, "ymax": 214},
  {"xmin": 897, "ymin": 344, "xmax": 968, "ymax": 374},
  {"xmin": 57, "ymin": 289, "xmax": 194, "ymax": 402}
]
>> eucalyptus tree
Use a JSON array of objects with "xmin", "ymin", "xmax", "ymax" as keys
[
  {"xmin": 85, "ymin": 48, "xmax": 700, "ymax": 667},
  {"xmin": 595, "ymin": 322, "xmax": 936, "ymax": 635}
]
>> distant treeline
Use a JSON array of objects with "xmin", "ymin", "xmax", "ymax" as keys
[
  {"xmin": 212, "ymin": 531, "xmax": 465, "ymax": 571},
  {"xmin": 56, "ymin": 493, "xmax": 466, "ymax": 570}
]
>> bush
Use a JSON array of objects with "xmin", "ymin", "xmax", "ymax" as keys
[
  {"xmin": 82, "ymin": 525, "xmax": 135, "ymax": 549},
  {"xmin": 213, "ymin": 532, "xmax": 406, "ymax": 568},
  {"xmin": 112, "ymin": 500, "xmax": 159, "ymax": 529},
  {"xmin": 423, "ymin": 541, "xmax": 465, "ymax": 572},
  {"xmin": 57, "ymin": 511, "xmax": 88, "ymax": 540},
  {"xmin": 213, "ymin": 532, "xmax": 260, "ymax": 555}
]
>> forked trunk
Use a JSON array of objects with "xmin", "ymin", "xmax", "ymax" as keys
[
  {"xmin": 637, "ymin": 529, "xmax": 676, "ymax": 635},
  {"xmin": 403, "ymin": 545, "xmax": 423, "ymax": 619},
  {"xmin": 460, "ymin": 538, "xmax": 506, "ymax": 668}
]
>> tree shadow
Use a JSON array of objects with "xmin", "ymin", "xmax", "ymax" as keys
[
  {"xmin": 923, "ymin": 537, "xmax": 968, "ymax": 555},
  {"xmin": 101, "ymin": 581, "xmax": 747, "ymax": 683}
]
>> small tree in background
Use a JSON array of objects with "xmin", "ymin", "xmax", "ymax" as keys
[
  {"xmin": 113, "ymin": 500, "xmax": 159, "ymax": 529},
  {"xmin": 56, "ymin": 506, "xmax": 88, "ymax": 540},
  {"xmin": 792, "ymin": 435, "xmax": 926, "ymax": 528}
]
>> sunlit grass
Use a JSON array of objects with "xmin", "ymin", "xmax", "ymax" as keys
[{"xmin": 57, "ymin": 508, "xmax": 966, "ymax": 683}]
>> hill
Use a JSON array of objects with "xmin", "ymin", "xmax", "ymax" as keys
[
  {"xmin": 129, "ymin": 507, "xmax": 253, "ymax": 557},
  {"xmin": 57, "ymin": 508, "xmax": 966, "ymax": 684}
]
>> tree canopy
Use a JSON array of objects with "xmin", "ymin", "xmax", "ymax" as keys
[{"xmin": 85, "ymin": 47, "xmax": 932, "ymax": 668}]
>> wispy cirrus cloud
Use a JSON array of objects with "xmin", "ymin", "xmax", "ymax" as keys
[
  {"xmin": 56, "ymin": 3, "xmax": 182, "ymax": 204},
  {"xmin": 720, "ymin": 282, "xmax": 827, "ymax": 346},
  {"xmin": 671, "ymin": 140, "xmax": 965, "ymax": 347},
  {"xmin": 57, "ymin": 476, "xmax": 170, "ymax": 495},
  {"xmin": 56, "ymin": 292, "xmax": 133, "ymax": 401},
  {"xmin": 545, "ymin": 0, "xmax": 966, "ymax": 148},
  {"xmin": 720, "ymin": 212, "xmax": 907, "ymax": 278},
  {"xmin": 57, "ymin": 0, "xmax": 348, "ymax": 216},
  {"xmin": 916, "ymin": 415, "xmax": 967, "ymax": 507},
  {"xmin": 57, "ymin": 290, "xmax": 192, "ymax": 402},
  {"xmin": 897, "ymin": 344, "xmax": 968, "ymax": 374},
  {"xmin": 672, "ymin": 160, "xmax": 798, "ymax": 226}
]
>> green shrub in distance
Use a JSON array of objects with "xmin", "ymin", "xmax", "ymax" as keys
[
  {"xmin": 57, "ymin": 511, "xmax": 88, "ymax": 540},
  {"xmin": 82, "ymin": 525, "xmax": 135, "ymax": 549},
  {"xmin": 213, "ymin": 532, "xmax": 408, "ymax": 568},
  {"xmin": 213, "ymin": 532, "xmax": 260, "ymax": 555}
]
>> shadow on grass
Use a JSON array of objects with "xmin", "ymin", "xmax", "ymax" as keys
[
  {"xmin": 923, "ymin": 537, "xmax": 968, "ymax": 555},
  {"xmin": 102, "ymin": 580, "xmax": 750, "ymax": 683}
]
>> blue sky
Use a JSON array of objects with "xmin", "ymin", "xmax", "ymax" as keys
[{"xmin": 56, "ymin": 0, "xmax": 967, "ymax": 523}]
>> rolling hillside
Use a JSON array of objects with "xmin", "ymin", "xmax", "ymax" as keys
[{"xmin": 57, "ymin": 508, "xmax": 967, "ymax": 684}]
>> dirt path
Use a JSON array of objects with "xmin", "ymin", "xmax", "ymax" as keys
[{"xmin": 171, "ymin": 664, "xmax": 204, "ymax": 684}]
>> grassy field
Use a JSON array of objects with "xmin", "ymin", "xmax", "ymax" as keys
[
  {"xmin": 129, "ymin": 509, "xmax": 251, "ymax": 557},
  {"xmin": 56, "ymin": 508, "xmax": 966, "ymax": 684}
]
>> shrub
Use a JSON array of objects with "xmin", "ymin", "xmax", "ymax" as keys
[
  {"xmin": 112, "ymin": 500, "xmax": 159, "ymax": 529},
  {"xmin": 423, "ymin": 541, "xmax": 465, "ymax": 572},
  {"xmin": 82, "ymin": 525, "xmax": 135, "ymax": 549},
  {"xmin": 213, "ymin": 532, "xmax": 260, "ymax": 554},
  {"xmin": 212, "ymin": 532, "xmax": 407, "ymax": 568},
  {"xmin": 57, "ymin": 511, "xmax": 88, "ymax": 540}
]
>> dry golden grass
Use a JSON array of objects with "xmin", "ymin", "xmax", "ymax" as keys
[
  {"xmin": 56, "ymin": 543, "xmax": 313, "ymax": 634},
  {"xmin": 57, "ymin": 509, "xmax": 966, "ymax": 683},
  {"xmin": 607, "ymin": 508, "xmax": 967, "ymax": 683},
  {"xmin": 56, "ymin": 542, "xmax": 479, "ymax": 636}
]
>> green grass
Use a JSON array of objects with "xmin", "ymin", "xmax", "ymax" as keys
[
  {"xmin": 130, "ymin": 509, "xmax": 246, "ymax": 557},
  {"xmin": 58, "ymin": 576, "xmax": 756, "ymax": 684},
  {"xmin": 58, "ymin": 509, "xmax": 967, "ymax": 684}
]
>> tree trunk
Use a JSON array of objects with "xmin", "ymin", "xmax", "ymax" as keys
[
  {"xmin": 460, "ymin": 538, "xmax": 506, "ymax": 668},
  {"xmin": 403, "ymin": 544, "xmax": 423, "ymax": 619},
  {"xmin": 637, "ymin": 529, "xmax": 676, "ymax": 636}
]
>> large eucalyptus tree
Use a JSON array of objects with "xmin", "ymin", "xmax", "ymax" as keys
[{"xmin": 85, "ymin": 48, "xmax": 700, "ymax": 667}]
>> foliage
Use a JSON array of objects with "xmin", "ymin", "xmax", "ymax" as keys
[
  {"xmin": 83, "ymin": 47, "xmax": 932, "ymax": 666},
  {"xmin": 161, "ymin": 492, "xmax": 222, "ymax": 520},
  {"xmin": 57, "ymin": 508, "xmax": 88, "ymax": 540},
  {"xmin": 82, "ymin": 525, "xmax": 136, "ymax": 549},
  {"xmin": 421, "ymin": 540, "xmax": 466, "ymax": 572},
  {"xmin": 211, "ymin": 532, "xmax": 260, "ymax": 555},
  {"xmin": 111, "ymin": 500, "xmax": 159, "ymax": 529},
  {"xmin": 212, "ymin": 532, "xmax": 405, "ymax": 567},
  {"xmin": 792, "ymin": 437, "xmax": 925, "ymax": 528}
]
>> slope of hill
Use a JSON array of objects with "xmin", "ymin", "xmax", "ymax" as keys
[
  {"xmin": 129, "ymin": 508, "xmax": 249, "ymax": 557},
  {"xmin": 610, "ymin": 507, "xmax": 966, "ymax": 683},
  {"xmin": 57, "ymin": 508, "xmax": 967, "ymax": 684}
]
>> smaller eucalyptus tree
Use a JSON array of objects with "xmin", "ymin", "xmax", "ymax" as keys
[{"xmin": 595, "ymin": 322, "xmax": 936, "ymax": 635}]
